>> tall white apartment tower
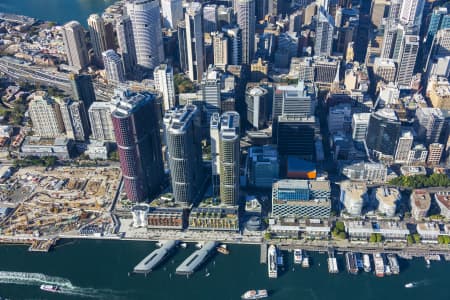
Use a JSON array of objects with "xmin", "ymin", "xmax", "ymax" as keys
[
  {"xmin": 102, "ymin": 50, "xmax": 126, "ymax": 84},
  {"xmin": 237, "ymin": 0, "xmax": 256, "ymax": 64},
  {"xmin": 62, "ymin": 21, "xmax": 89, "ymax": 70},
  {"xmin": 396, "ymin": 35, "xmax": 419, "ymax": 87},
  {"xmin": 161, "ymin": 0, "xmax": 183, "ymax": 29},
  {"xmin": 212, "ymin": 31, "xmax": 229, "ymax": 67},
  {"xmin": 185, "ymin": 2, "xmax": 205, "ymax": 82},
  {"xmin": 28, "ymin": 91, "xmax": 65, "ymax": 138},
  {"xmin": 314, "ymin": 7, "xmax": 334, "ymax": 57},
  {"xmin": 154, "ymin": 64, "xmax": 176, "ymax": 110},
  {"xmin": 87, "ymin": 14, "xmax": 108, "ymax": 66},
  {"xmin": 395, "ymin": 130, "xmax": 414, "ymax": 163},
  {"xmin": 88, "ymin": 102, "xmax": 115, "ymax": 142},
  {"xmin": 125, "ymin": 0, "xmax": 164, "ymax": 73}
]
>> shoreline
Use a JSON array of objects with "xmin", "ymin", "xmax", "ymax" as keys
[{"xmin": 2, "ymin": 234, "xmax": 450, "ymax": 257}]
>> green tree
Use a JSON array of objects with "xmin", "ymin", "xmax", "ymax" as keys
[
  {"xmin": 369, "ymin": 233, "xmax": 377, "ymax": 243},
  {"xmin": 264, "ymin": 232, "xmax": 272, "ymax": 240},
  {"xmin": 407, "ymin": 235, "xmax": 414, "ymax": 244},
  {"xmin": 375, "ymin": 233, "xmax": 382, "ymax": 243},
  {"xmin": 335, "ymin": 221, "xmax": 345, "ymax": 232},
  {"xmin": 413, "ymin": 233, "xmax": 421, "ymax": 244}
]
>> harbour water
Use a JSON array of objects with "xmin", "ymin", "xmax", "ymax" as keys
[
  {"xmin": 0, "ymin": 0, "xmax": 116, "ymax": 26},
  {"xmin": 0, "ymin": 239, "xmax": 449, "ymax": 299}
]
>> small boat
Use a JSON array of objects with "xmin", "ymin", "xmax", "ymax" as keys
[
  {"xmin": 302, "ymin": 256, "xmax": 310, "ymax": 268},
  {"xmin": 405, "ymin": 282, "xmax": 416, "ymax": 288},
  {"xmin": 180, "ymin": 243, "xmax": 187, "ymax": 248},
  {"xmin": 195, "ymin": 242, "xmax": 203, "ymax": 249},
  {"xmin": 241, "ymin": 289, "xmax": 268, "ymax": 300},
  {"xmin": 205, "ymin": 272, "xmax": 211, "ymax": 277},
  {"xmin": 294, "ymin": 249, "xmax": 302, "ymax": 264},
  {"xmin": 426, "ymin": 259, "xmax": 431, "ymax": 267},
  {"xmin": 40, "ymin": 285, "xmax": 60, "ymax": 293},
  {"xmin": 217, "ymin": 246, "xmax": 230, "ymax": 255},
  {"xmin": 363, "ymin": 254, "xmax": 371, "ymax": 273}
]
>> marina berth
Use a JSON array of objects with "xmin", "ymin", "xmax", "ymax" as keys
[
  {"xmin": 133, "ymin": 240, "xmax": 177, "ymax": 274},
  {"xmin": 176, "ymin": 241, "xmax": 217, "ymax": 275}
]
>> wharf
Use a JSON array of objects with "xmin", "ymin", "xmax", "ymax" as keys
[
  {"xmin": 133, "ymin": 240, "xmax": 177, "ymax": 274},
  {"xmin": 260, "ymin": 243, "xmax": 267, "ymax": 264},
  {"xmin": 327, "ymin": 248, "xmax": 338, "ymax": 274},
  {"xmin": 176, "ymin": 241, "xmax": 217, "ymax": 275},
  {"xmin": 28, "ymin": 239, "xmax": 57, "ymax": 252}
]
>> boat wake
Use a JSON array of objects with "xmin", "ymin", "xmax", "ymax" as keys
[
  {"xmin": 0, "ymin": 271, "xmax": 127, "ymax": 299},
  {"xmin": 405, "ymin": 280, "xmax": 432, "ymax": 288}
]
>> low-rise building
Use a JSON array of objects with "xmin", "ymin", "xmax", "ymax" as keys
[
  {"xmin": 19, "ymin": 136, "xmax": 74, "ymax": 159},
  {"xmin": 410, "ymin": 190, "xmax": 431, "ymax": 220},
  {"xmin": 376, "ymin": 221, "xmax": 409, "ymax": 241},
  {"xmin": 416, "ymin": 222, "xmax": 440, "ymax": 243},
  {"xmin": 188, "ymin": 203, "xmax": 239, "ymax": 231},
  {"xmin": 85, "ymin": 140, "xmax": 110, "ymax": 160},
  {"xmin": 342, "ymin": 162, "xmax": 387, "ymax": 183},
  {"xmin": 400, "ymin": 166, "xmax": 427, "ymax": 176}
]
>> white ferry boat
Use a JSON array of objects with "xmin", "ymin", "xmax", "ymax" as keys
[
  {"xmin": 40, "ymin": 285, "xmax": 59, "ymax": 293},
  {"xmin": 294, "ymin": 249, "xmax": 302, "ymax": 264},
  {"xmin": 363, "ymin": 254, "xmax": 371, "ymax": 273},
  {"xmin": 405, "ymin": 282, "xmax": 416, "ymax": 288},
  {"xmin": 374, "ymin": 253, "xmax": 385, "ymax": 277},
  {"xmin": 268, "ymin": 245, "xmax": 278, "ymax": 278},
  {"xmin": 241, "ymin": 289, "xmax": 268, "ymax": 299},
  {"xmin": 302, "ymin": 256, "xmax": 310, "ymax": 268}
]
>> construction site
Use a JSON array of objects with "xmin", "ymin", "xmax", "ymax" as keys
[{"xmin": 0, "ymin": 166, "xmax": 121, "ymax": 238}]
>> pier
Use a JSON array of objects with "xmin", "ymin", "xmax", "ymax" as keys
[
  {"xmin": 176, "ymin": 241, "xmax": 217, "ymax": 275},
  {"xmin": 133, "ymin": 240, "xmax": 177, "ymax": 275},
  {"xmin": 327, "ymin": 248, "xmax": 338, "ymax": 274},
  {"xmin": 28, "ymin": 239, "xmax": 57, "ymax": 252},
  {"xmin": 260, "ymin": 243, "xmax": 267, "ymax": 264}
]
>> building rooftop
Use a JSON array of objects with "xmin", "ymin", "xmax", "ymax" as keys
[
  {"xmin": 375, "ymin": 187, "xmax": 401, "ymax": 206},
  {"xmin": 435, "ymin": 192, "xmax": 450, "ymax": 210},
  {"xmin": 411, "ymin": 190, "xmax": 431, "ymax": 211}
]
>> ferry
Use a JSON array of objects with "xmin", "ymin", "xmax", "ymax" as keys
[
  {"xmin": 373, "ymin": 253, "xmax": 385, "ymax": 277},
  {"xmin": 294, "ymin": 249, "xmax": 303, "ymax": 264},
  {"xmin": 40, "ymin": 285, "xmax": 60, "ymax": 293},
  {"xmin": 241, "ymin": 289, "xmax": 268, "ymax": 299},
  {"xmin": 180, "ymin": 243, "xmax": 187, "ymax": 249},
  {"xmin": 268, "ymin": 245, "xmax": 278, "ymax": 278},
  {"xmin": 387, "ymin": 254, "xmax": 400, "ymax": 275},
  {"xmin": 345, "ymin": 252, "xmax": 358, "ymax": 275},
  {"xmin": 363, "ymin": 254, "xmax": 371, "ymax": 273},
  {"xmin": 404, "ymin": 282, "xmax": 416, "ymax": 288}
]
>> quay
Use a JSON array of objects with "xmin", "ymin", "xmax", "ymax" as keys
[
  {"xmin": 175, "ymin": 241, "xmax": 217, "ymax": 275},
  {"xmin": 133, "ymin": 240, "xmax": 177, "ymax": 275},
  {"xmin": 28, "ymin": 239, "xmax": 57, "ymax": 252}
]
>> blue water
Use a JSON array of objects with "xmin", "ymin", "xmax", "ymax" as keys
[
  {"xmin": 0, "ymin": 240, "xmax": 448, "ymax": 300},
  {"xmin": 0, "ymin": 0, "xmax": 116, "ymax": 26}
]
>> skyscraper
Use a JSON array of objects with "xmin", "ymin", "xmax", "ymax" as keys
[
  {"xmin": 400, "ymin": 0, "xmax": 424, "ymax": 27},
  {"xmin": 415, "ymin": 107, "xmax": 444, "ymax": 145},
  {"xmin": 69, "ymin": 73, "xmax": 96, "ymax": 109},
  {"xmin": 116, "ymin": 16, "xmax": 137, "ymax": 76},
  {"xmin": 62, "ymin": 21, "xmax": 89, "ymax": 70},
  {"xmin": 365, "ymin": 109, "xmax": 401, "ymax": 158},
  {"xmin": 153, "ymin": 64, "xmax": 176, "ymax": 111},
  {"xmin": 394, "ymin": 130, "xmax": 414, "ymax": 163},
  {"xmin": 164, "ymin": 105, "xmax": 203, "ymax": 204},
  {"xmin": 425, "ymin": 7, "xmax": 450, "ymax": 53},
  {"xmin": 111, "ymin": 89, "xmax": 164, "ymax": 202},
  {"xmin": 201, "ymin": 65, "xmax": 222, "ymax": 120},
  {"xmin": 177, "ymin": 21, "xmax": 189, "ymax": 73},
  {"xmin": 203, "ymin": 4, "xmax": 218, "ymax": 33},
  {"xmin": 87, "ymin": 14, "xmax": 108, "ymax": 66},
  {"xmin": 246, "ymin": 85, "xmax": 269, "ymax": 129},
  {"xmin": 58, "ymin": 98, "xmax": 90, "ymax": 141},
  {"xmin": 237, "ymin": 0, "xmax": 256, "ymax": 64},
  {"xmin": 396, "ymin": 35, "xmax": 419, "ymax": 87},
  {"xmin": 212, "ymin": 31, "xmax": 228, "ymax": 67},
  {"xmin": 161, "ymin": 0, "xmax": 183, "ymax": 29},
  {"xmin": 88, "ymin": 102, "xmax": 115, "ymax": 142},
  {"xmin": 125, "ymin": 0, "xmax": 164, "ymax": 73},
  {"xmin": 102, "ymin": 50, "xmax": 126, "ymax": 84},
  {"xmin": 314, "ymin": 7, "xmax": 334, "ymax": 57},
  {"xmin": 222, "ymin": 25, "xmax": 242, "ymax": 65},
  {"xmin": 28, "ymin": 91, "xmax": 65, "ymax": 138},
  {"xmin": 276, "ymin": 115, "xmax": 316, "ymax": 159},
  {"xmin": 218, "ymin": 111, "xmax": 240, "ymax": 205},
  {"xmin": 185, "ymin": 2, "xmax": 205, "ymax": 81}
]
